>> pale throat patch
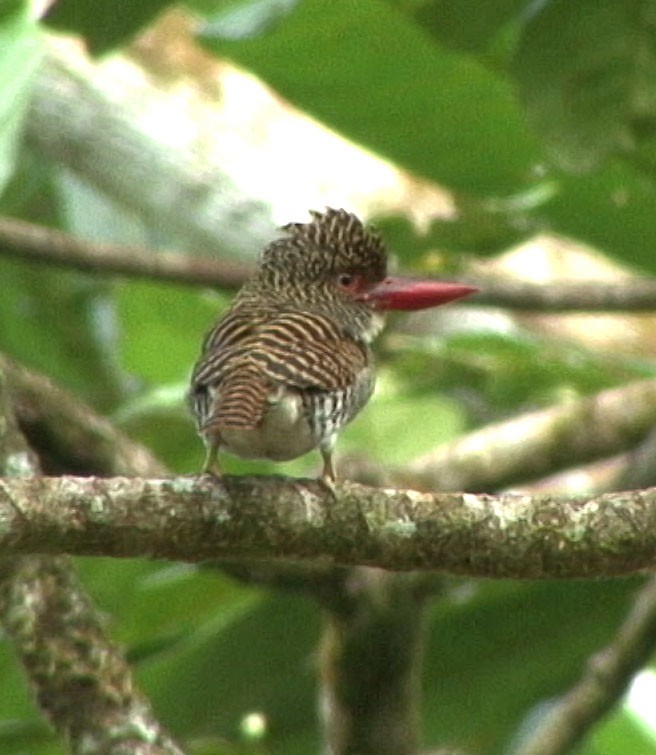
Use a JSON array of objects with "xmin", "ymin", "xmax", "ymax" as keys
[{"xmin": 362, "ymin": 312, "xmax": 386, "ymax": 343}]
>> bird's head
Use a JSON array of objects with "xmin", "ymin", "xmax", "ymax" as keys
[{"xmin": 243, "ymin": 208, "xmax": 476, "ymax": 341}]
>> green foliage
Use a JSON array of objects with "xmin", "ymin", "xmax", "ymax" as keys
[
  {"xmin": 43, "ymin": 0, "xmax": 173, "ymax": 53},
  {"xmin": 0, "ymin": 3, "xmax": 41, "ymax": 194},
  {"xmin": 515, "ymin": 0, "xmax": 656, "ymax": 172},
  {"xmin": 201, "ymin": 0, "xmax": 540, "ymax": 195},
  {"xmin": 2, "ymin": 0, "xmax": 656, "ymax": 753}
]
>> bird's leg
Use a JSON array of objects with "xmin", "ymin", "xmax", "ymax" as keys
[
  {"xmin": 201, "ymin": 441, "xmax": 222, "ymax": 476},
  {"xmin": 320, "ymin": 442, "xmax": 337, "ymax": 492}
]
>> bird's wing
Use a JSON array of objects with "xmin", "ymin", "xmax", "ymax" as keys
[
  {"xmin": 245, "ymin": 311, "xmax": 369, "ymax": 392},
  {"xmin": 190, "ymin": 310, "xmax": 370, "ymax": 431}
]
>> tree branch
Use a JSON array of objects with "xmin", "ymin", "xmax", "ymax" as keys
[
  {"xmin": 397, "ymin": 378, "xmax": 656, "ymax": 492},
  {"xmin": 0, "ymin": 354, "xmax": 167, "ymax": 477},
  {"xmin": 0, "ymin": 371, "xmax": 185, "ymax": 754},
  {"xmin": 4, "ymin": 213, "xmax": 656, "ymax": 313},
  {"xmin": 0, "ymin": 215, "xmax": 253, "ymax": 288},
  {"xmin": 465, "ymin": 275, "xmax": 656, "ymax": 311},
  {"xmin": 0, "ymin": 474, "xmax": 655, "ymax": 578},
  {"xmin": 319, "ymin": 569, "xmax": 429, "ymax": 755},
  {"xmin": 0, "ymin": 556, "xmax": 187, "ymax": 755}
]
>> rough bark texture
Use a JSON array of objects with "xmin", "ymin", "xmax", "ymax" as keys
[
  {"xmin": 0, "ymin": 370, "xmax": 185, "ymax": 754},
  {"xmin": 0, "ymin": 556, "xmax": 186, "ymax": 755},
  {"xmin": 5, "ymin": 354, "xmax": 656, "ymax": 752},
  {"xmin": 0, "ymin": 474, "xmax": 655, "ymax": 578}
]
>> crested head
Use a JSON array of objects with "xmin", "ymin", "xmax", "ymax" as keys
[
  {"xmin": 235, "ymin": 208, "xmax": 476, "ymax": 342},
  {"xmin": 260, "ymin": 208, "xmax": 387, "ymax": 285},
  {"xmin": 234, "ymin": 208, "xmax": 389, "ymax": 341}
]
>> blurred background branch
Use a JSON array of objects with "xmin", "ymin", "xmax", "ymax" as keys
[{"xmin": 0, "ymin": 369, "xmax": 185, "ymax": 755}]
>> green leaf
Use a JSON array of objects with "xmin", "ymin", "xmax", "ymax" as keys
[
  {"xmin": 114, "ymin": 281, "xmax": 228, "ymax": 386},
  {"xmin": 43, "ymin": 0, "xmax": 172, "ymax": 53},
  {"xmin": 423, "ymin": 578, "xmax": 641, "ymax": 752},
  {"xmin": 514, "ymin": 0, "xmax": 656, "ymax": 172},
  {"xmin": 0, "ymin": 258, "xmax": 124, "ymax": 409},
  {"xmin": 583, "ymin": 707, "xmax": 656, "ymax": 755},
  {"xmin": 542, "ymin": 158, "xmax": 656, "ymax": 276},
  {"xmin": 200, "ymin": 0, "xmax": 540, "ymax": 194},
  {"xmin": 139, "ymin": 592, "xmax": 321, "ymax": 751},
  {"xmin": 413, "ymin": 0, "xmax": 528, "ymax": 54},
  {"xmin": 0, "ymin": 5, "xmax": 41, "ymax": 194},
  {"xmin": 339, "ymin": 366, "xmax": 466, "ymax": 464}
]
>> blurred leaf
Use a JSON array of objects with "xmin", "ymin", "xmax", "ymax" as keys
[
  {"xmin": 200, "ymin": 0, "xmax": 541, "ymax": 195},
  {"xmin": 514, "ymin": 0, "xmax": 656, "ymax": 172},
  {"xmin": 139, "ymin": 592, "xmax": 321, "ymax": 751},
  {"xmin": 43, "ymin": 0, "xmax": 172, "ymax": 53},
  {"xmin": 583, "ymin": 707, "xmax": 656, "ymax": 755},
  {"xmin": 201, "ymin": 0, "xmax": 301, "ymax": 40},
  {"xmin": 77, "ymin": 558, "xmax": 258, "ymax": 655},
  {"xmin": 0, "ymin": 258, "xmax": 124, "ymax": 409},
  {"xmin": 0, "ymin": 641, "xmax": 65, "ymax": 754},
  {"xmin": 0, "ymin": 5, "xmax": 41, "ymax": 194},
  {"xmin": 0, "ymin": 145, "xmax": 62, "ymax": 223},
  {"xmin": 426, "ymin": 330, "xmax": 650, "ymax": 419},
  {"xmin": 413, "ymin": 0, "xmax": 528, "ymax": 54},
  {"xmin": 339, "ymin": 366, "xmax": 466, "ymax": 463},
  {"xmin": 422, "ymin": 578, "xmax": 641, "ymax": 752},
  {"xmin": 543, "ymin": 158, "xmax": 656, "ymax": 275},
  {"xmin": 115, "ymin": 281, "xmax": 228, "ymax": 386},
  {"xmin": 373, "ymin": 202, "xmax": 527, "ymax": 262}
]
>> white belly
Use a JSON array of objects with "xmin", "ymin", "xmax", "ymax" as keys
[{"xmin": 220, "ymin": 390, "xmax": 316, "ymax": 461}]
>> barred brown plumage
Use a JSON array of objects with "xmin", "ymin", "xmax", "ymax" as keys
[{"xmin": 189, "ymin": 208, "xmax": 476, "ymax": 482}]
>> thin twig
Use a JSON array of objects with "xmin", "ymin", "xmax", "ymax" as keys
[
  {"xmin": 0, "ymin": 215, "xmax": 253, "ymax": 288},
  {"xmin": 465, "ymin": 275, "xmax": 656, "ymax": 311},
  {"xmin": 4, "ymin": 216, "xmax": 656, "ymax": 311}
]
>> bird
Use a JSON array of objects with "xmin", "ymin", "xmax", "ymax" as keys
[{"xmin": 189, "ymin": 208, "xmax": 476, "ymax": 483}]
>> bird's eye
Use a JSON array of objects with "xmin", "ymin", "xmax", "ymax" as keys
[{"xmin": 336, "ymin": 273, "xmax": 359, "ymax": 291}]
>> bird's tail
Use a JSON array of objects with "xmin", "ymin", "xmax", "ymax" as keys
[{"xmin": 200, "ymin": 367, "xmax": 268, "ymax": 434}]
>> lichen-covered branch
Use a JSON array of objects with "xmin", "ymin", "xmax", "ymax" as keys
[
  {"xmin": 0, "ymin": 556, "xmax": 187, "ymax": 755},
  {"xmin": 513, "ymin": 576, "xmax": 656, "ymax": 755},
  {"xmin": 0, "ymin": 370, "xmax": 185, "ymax": 754},
  {"xmin": 0, "ymin": 474, "xmax": 655, "ymax": 578},
  {"xmin": 8, "ymin": 340, "xmax": 654, "ymax": 501}
]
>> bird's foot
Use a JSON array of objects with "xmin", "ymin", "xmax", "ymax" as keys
[
  {"xmin": 319, "ymin": 450, "xmax": 338, "ymax": 498},
  {"xmin": 201, "ymin": 444, "xmax": 222, "ymax": 478},
  {"xmin": 319, "ymin": 472, "xmax": 337, "ymax": 495}
]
